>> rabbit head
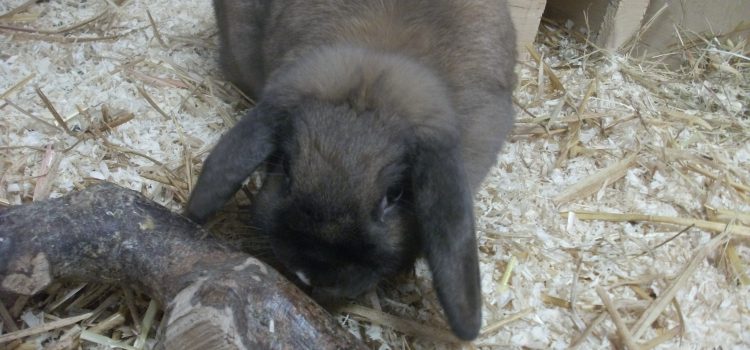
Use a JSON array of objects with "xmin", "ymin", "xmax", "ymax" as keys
[{"xmin": 187, "ymin": 47, "xmax": 483, "ymax": 340}]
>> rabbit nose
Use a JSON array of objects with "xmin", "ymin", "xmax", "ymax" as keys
[{"xmin": 295, "ymin": 270, "xmax": 311, "ymax": 286}]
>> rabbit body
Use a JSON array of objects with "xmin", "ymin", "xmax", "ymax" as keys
[{"xmin": 189, "ymin": 0, "xmax": 516, "ymax": 340}]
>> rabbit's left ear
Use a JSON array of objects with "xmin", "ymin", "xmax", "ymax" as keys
[
  {"xmin": 186, "ymin": 102, "xmax": 283, "ymax": 224},
  {"xmin": 412, "ymin": 141, "xmax": 481, "ymax": 341}
]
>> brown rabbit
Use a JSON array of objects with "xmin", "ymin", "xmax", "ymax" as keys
[{"xmin": 187, "ymin": 0, "xmax": 516, "ymax": 340}]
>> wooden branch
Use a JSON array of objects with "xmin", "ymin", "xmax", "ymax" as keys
[{"xmin": 0, "ymin": 182, "xmax": 365, "ymax": 349}]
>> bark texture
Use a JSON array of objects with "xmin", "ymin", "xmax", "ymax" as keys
[{"xmin": 0, "ymin": 182, "xmax": 365, "ymax": 349}]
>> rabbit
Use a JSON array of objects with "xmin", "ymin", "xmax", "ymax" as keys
[{"xmin": 187, "ymin": 0, "xmax": 516, "ymax": 341}]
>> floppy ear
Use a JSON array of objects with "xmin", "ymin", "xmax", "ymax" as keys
[
  {"xmin": 412, "ymin": 142, "xmax": 481, "ymax": 341},
  {"xmin": 186, "ymin": 102, "xmax": 282, "ymax": 224}
]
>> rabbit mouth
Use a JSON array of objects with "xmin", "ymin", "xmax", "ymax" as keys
[
  {"xmin": 298, "ymin": 267, "xmax": 381, "ymax": 300},
  {"xmin": 312, "ymin": 284, "xmax": 371, "ymax": 300}
]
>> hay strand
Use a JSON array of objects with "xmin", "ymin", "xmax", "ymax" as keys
[
  {"xmin": 80, "ymin": 330, "xmax": 137, "ymax": 350},
  {"xmin": 562, "ymin": 211, "xmax": 750, "ymax": 237},
  {"xmin": 133, "ymin": 299, "xmax": 158, "ymax": 349},
  {"xmin": 569, "ymin": 312, "xmax": 607, "ymax": 349},
  {"xmin": 146, "ymin": 9, "xmax": 167, "ymax": 48},
  {"xmin": 88, "ymin": 312, "xmax": 127, "ymax": 334},
  {"xmin": 596, "ymin": 287, "xmax": 641, "ymax": 350},
  {"xmin": 0, "ymin": 0, "xmax": 36, "ymax": 20},
  {"xmin": 526, "ymin": 44, "xmax": 565, "ymax": 93},
  {"xmin": 34, "ymin": 87, "xmax": 71, "ymax": 135},
  {"xmin": 1, "ymin": 74, "xmax": 35, "ymax": 100},
  {"xmin": 554, "ymin": 151, "xmax": 639, "ymax": 204},
  {"xmin": 0, "ymin": 312, "xmax": 93, "ymax": 344},
  {"xmin": 4, "ymin": 99, "xmax": 64, "ymax": 133},
  {"xmin": 726, "ymin": 244, "xmax": 750, "ymax": 286},
  {"xmin": 498, "ymin": 255, "xmax": 517, "ymax": 292},
  {"xmin": 630, "ymin": 231, "xmax": 731, "ymax": 340},
  {"xmin": 642, "ymin": 327, "xmax": 681, "ymax": 350},
  {"xmin": 707, "ymin": 208, "xmax": 750, "ymax": 226},
  {"xmin": 338, "ymin": 304, "xmax": 459, "ymax": 343},
  {"xmin": 479, "ymin": 308, "xmax": 534, "ymax": 337}
]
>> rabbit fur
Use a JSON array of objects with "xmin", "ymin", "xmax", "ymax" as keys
[{"xmin": 187, "ymin": 0, "xmax": 516, "ymax": 340}]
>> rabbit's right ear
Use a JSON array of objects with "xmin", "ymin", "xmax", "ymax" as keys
[
  {"xmin": 186, "ymin": 102, "xmax": 283, "ymax": 223},
  {"xmin": 411, "ymin": 139, "xmax": 482, "ymax": 341}
]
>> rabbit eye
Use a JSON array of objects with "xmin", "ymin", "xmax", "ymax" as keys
[
  {"xmin": 386, "ymin": 185, "xmax": 403, "ymax": 204},
  {"xmin": 379, "ymin": 185, "xmax": 403, "ymax": 218}
]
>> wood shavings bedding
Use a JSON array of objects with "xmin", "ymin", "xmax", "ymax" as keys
[{"xmin": 1, "ymin": 0, "xmax": 748, "ymax": 349}]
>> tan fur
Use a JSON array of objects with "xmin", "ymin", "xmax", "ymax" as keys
[
  {"xmin": 215, "ymin": 0, "xmax": 517, "ymax": 189},
  {"xmin": 267, "ymin": 47, "xmax": 455, "ymax": 129}
]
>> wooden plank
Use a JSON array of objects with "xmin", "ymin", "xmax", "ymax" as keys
[
  {"xmin": 508, "ymin": 0, "xmax": 547, "ymax": 55},
  {"xmin": 598, "ymin": 0, "xmax": 650, "ymax": 49},
  {"xmin": 544, "ymin": 0, "xmax": 611, "ymax": 41},
  {"xmin": 544, "ymin": 0, "xmax": 650, "ymax": 50},
  {"xmin": 635, "ymin": 0, "xmax": 750, "ymax": 55},
  {"xmin": 545, "ymin": 0, "xmax": 750, "ymax": 54}
]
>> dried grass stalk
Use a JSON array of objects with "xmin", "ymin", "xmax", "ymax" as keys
[
  {"xmin": 641, "ymin": 327, "xmax": 681, "ymax": 350},
  {"xmin": 707, "ymin": 208, "xmax": 750, "ymax": 226},
  {"xmin": 4, "ymin": 98, "xmax": 64, "ymax": 133},
  {"xmin": 526, "ymin": 44, "xmax": 565, "ymax": 93},
  {"xmin": 554, "ymin": 152, "xmax": 639, "ymax": 204},
  {"xmin": 498, "ymin": 256, "xmax": 517, "ymax": 292},
  {"xmin": 630, "ymin": 231, "xmax": 731, "ymax": 340},
  {"xmin": 133, "ymin": 299, "xmax": 158, "ymax": 349},
  {"xmin": 146, "ymin": 9, "xmax": 167, "ymax": 48},
  {"xmin": 1, "ymin": 74, "xmax": 35, "ymax": 99},
  {"xmin": 480, "ymin": 308, "xmax": 533, "ymax": 337},
  {"xmin": 338, "ymin": 304, "xmax": 459, "ymax": 343},
  {"xmin": 32, "ymin": 145, "xmax": 61, "ymax": 202},
  {"xmin": 35, "ymin": 87, "xmax": 71, "ymax": 134},
  {"xmin": 542, "ymin": 294, "xmax": 571, "ymax": 308},
  {"xmin": 80, "ymin": 330, "xmax": 137, "ymax": 350},
  {"xmin": 569, "ymin": 312, "xmax": 606, "ymax": 349},
  {"xmin": 0, "ymin": 312, "xmax": 93, "ymax": 344},
  {"xmin": 563, "ymin": 211, "xmax": 750, "ymax": 237},
  {"xmin": 88, "ymin": 313, "xmax": 126, "ymax": 334},
  {"xmin": 726, "ymin": 244, "xmax": 750, "ymax": 286},
  {"xmin": 0, "ymin": 0, "xmax": 36, "ymax": 20},
  {"xmin": 596, "ymin": 287, "xmax": 641, "ymax": 350}
]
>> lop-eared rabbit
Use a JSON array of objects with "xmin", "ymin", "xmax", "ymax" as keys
[{"xmin": 187, "ymin": 0, "xmax": 516, "ymax": 340}]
